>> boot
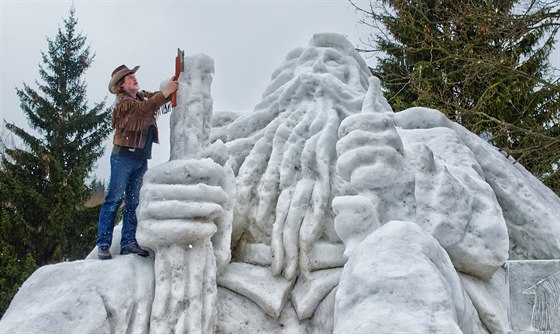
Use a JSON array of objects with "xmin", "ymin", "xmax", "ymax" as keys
[
  {"xmin": 98, "ymin": 246, "xmax": 112, "ymax": 260},
  {"xmin": 120, "ymin": 242, "xmax": 149, "ymax": 257}
]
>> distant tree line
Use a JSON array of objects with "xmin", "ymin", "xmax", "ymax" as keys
[
  {"xmin": 350, "ymin": 0, "xmax": 560, "ymax": 194},
  {"xmin": 0, "ymin": 8, "xmax": 111, "ymax": 316}
]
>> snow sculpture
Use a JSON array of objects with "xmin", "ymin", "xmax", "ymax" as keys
[
  {"xmin": 2, "ymin": 33, "xmax": 560, "ymax": 334},
  {"xmin": 136, "ymin": 54, "xmax": 234, "ymax": 333},
  {"xmin": 212, "ymin": 33, "xmax": 560, "ymax": 333}
]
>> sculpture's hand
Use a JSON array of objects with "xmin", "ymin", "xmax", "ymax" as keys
[
  {"xmin": 336, "ymin": 112, "xmax": 406, "ymax": 191},
  {"xmin": 139, "ymin": 159, "xmax": 228, "ymax": 221},
  {"xmin": 137, "ymin": 158, "xmax": 235, "ymax": 271},
  {"xmin": 335, "ymin": 105, "xmax": 416, "ymax": 229}
]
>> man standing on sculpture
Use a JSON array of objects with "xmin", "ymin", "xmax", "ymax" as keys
[{"xmin": 97, "ymin": 65, "xmax": 178, "ymax": 260}]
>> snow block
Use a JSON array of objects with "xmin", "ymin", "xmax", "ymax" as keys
[{"xmin": 505, "ymin": 260, "xmax": 560, "ymax": 333}]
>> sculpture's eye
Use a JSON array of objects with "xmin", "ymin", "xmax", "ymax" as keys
[
  {"xmin": 326, "ymin": 59, "xmax": 342, "ymax": 67},
  {"xmin": 323, "ymin": 49, "xmax": 344, "ymax": 67}
]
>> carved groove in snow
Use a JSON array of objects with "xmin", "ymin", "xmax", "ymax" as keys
[{"xmin": 523, "ymin": 271, "xmax": 560, "ymax": 332}]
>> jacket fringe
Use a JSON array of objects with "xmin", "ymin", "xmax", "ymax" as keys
[{"xmin": 111, "ymin": 91, "xmax": 164, "ymax": 148}]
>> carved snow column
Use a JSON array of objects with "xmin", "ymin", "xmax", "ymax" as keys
[{"xmin": 137, "ymin": 54, "xmax": 220, "ymax": 334}]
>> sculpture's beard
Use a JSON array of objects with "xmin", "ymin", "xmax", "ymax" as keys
[{"xmin": 227, "ymin": 72, "xmax": 366, "ymax": 280}]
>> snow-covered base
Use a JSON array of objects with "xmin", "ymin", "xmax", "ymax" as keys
[
  {"xmin": 335, "ymin": 220, "xmax": 488, "ymax": 334},
  {"xmin": 1, "ymin": 256, "xmax": 154, "ymax": 333}
]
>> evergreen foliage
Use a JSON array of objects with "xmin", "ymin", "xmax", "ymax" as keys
[
  {"xmin": 350, "ymin": 0, "xmax": 560, "ymax": 194},
  {"xmin": 0, "ymin": 8, "xmax": 110, "ymax": 316}
]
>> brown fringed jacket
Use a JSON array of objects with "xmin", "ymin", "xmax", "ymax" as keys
[{"xmin": 111, "ymin": 90, "xmax": 168, "ymax": 149}]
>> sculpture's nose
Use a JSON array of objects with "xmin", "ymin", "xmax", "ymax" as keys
[{"xmin": 312, "ymin": 59, "xmax": 328, "ymax": 73}]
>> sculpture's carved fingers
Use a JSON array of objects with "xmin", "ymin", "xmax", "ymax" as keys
[
  {"xmin": 141, "ymin": 183, "xmax": 228, "ymax": 206},
  {"xmin": 143, "ymin": 159, "xmax": 224, "ymax": 187},
  {"xmin": 338, "ymin": 112, "xmax": 396, "ymax": 139},
  {"xmin": 336, "ymin": 146, "xmax": 402, "ymax": 185},
  {"xmin": 336, "ymin": 129, "xmax": 404, "ymax": 158},
  {"xmin": 142, "ymin": 201, "xmax": 224, "ymax": 221}
]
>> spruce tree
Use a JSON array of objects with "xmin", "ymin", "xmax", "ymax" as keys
[
  {"xmin": 350, "ymin": 0, "xmax": 560, "ymax": 194},
  {"xmin": 0, "ymin": 7, "xmax": 110, "ymax": 314}
]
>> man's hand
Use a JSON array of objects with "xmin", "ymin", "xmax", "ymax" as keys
[{"xmin": 161, "ymin": 77, "xmax": 179, "ymax": 98}]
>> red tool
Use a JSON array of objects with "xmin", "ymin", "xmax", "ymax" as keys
[{"xmin": 172, "ymin": 48, "xmax": 185, "ymax": 108}]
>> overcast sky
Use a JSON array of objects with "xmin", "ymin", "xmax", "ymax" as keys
[{"xmin": 1, "ymin": 0, "xmax": 559, "ymax": 182}]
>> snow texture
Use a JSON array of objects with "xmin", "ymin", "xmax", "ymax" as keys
[{"xmin": 2, "ymin": 33, "xmax": 560, "ymax": 334}]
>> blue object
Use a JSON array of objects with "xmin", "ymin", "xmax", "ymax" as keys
[{"xmin": 96, "ymin": 154, "xmax": 148, "ymax": 249}]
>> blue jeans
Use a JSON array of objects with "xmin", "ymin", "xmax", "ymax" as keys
[{"xmin": 97, "ymin": 154, "xmax": 148, "ymax": 249}]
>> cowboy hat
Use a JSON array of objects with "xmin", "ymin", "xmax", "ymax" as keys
[{"xmin": 108, "ymin": 65, "xmax": 140, "ymax": 94}]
